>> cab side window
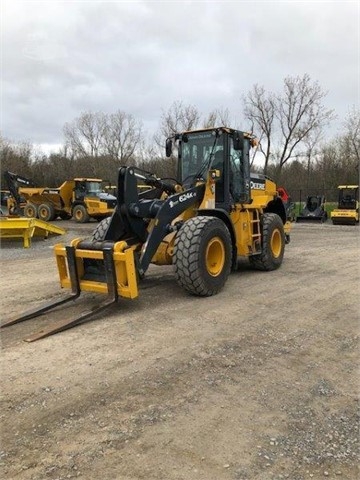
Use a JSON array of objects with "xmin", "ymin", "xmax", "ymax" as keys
[
  {"xmin": 212, "ymin": 149, "xmax": 224, "ymax": 202},
  {"xmin": 229, "ymin": 140, "xmax": 243, "ymax": 202}
]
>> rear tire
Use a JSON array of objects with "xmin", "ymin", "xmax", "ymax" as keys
[
  {"xmin": 173, "ymin": 216, "xmax": 232, "ymax": 296},
  {"xmin": 38, "ymin": 203, "xmax": 55, "ymax": 222},
  {"xmin": 249, "ymin": 213, "xmax": 285, "ymax": 271},
  {"xmin": 24, "ymin": 203, "xmax": 38, "ymax": 219},
  {"xmin": 73, "ymin": 204, "xmax": 90, "ymax": 223}
]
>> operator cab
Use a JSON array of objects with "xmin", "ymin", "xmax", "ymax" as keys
[
  {"xmin": 306, "ymin": 196, "xmax": 323, "ymax": 212},
  {"xmin": 338, "ymin": 187, "xmax": 358, "ymax": 209},
  {"xmin": 168, "ymin": 127, "xmax": 254, "ymax": 210},
  {"xmin": 73, "ymin": 179, "xmax": 116, "ymax": 208},
  {"xmin": 74, "ymin": 179, "xmax": 103, "ymax": 200}
]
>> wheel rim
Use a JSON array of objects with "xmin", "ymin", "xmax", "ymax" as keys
[
  {"xmin": 39, "ymin": 207, "xmax": 47, "ymax": 219},
  {"xmin": 205, "ymin": 236, "xmax": 225, "ymax": 276},
  {"xmin": 75, "ymin": 209, "xmax": 83, "ymax": 221},
  {"xmin": 270, "ymin": 229, "xmax": 282, "ymax": 258},
  {"xmin": 27, "ymin": 206, "xmax": 36, "ymax": 218}
]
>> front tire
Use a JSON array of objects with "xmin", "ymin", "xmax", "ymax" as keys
[
  {"xmin": 249, "ymin": 213, "xmax": 285, "ymax": 271},
  {"xmin": 92, "ymin": 216, "xmax": 111, "ymax": 241},
  {"xmin": 73, "ymin": 204, "xmax": 90, "ymax": 223},
  {"xmin": 173, "ymin": 216, "xmax": 232, "ymax": 296}
]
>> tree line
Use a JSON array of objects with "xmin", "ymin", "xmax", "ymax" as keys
[{"xmin": 1, "ymin": 74, "xmax": 359, "ymax": 199}]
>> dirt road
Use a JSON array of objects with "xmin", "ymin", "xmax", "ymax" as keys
[{"xmin": 1, "ymin": 221, "xmax": 359, "ymax": 480}]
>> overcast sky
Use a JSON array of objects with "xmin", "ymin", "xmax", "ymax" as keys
[{"xmin": 1, "ymin": 0, "xmax": 359, "ymax": 152}]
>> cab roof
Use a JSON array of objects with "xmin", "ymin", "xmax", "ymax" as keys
[{"xmin": 182, "ymin": 126, "xmax": 254, "ymax": 139}]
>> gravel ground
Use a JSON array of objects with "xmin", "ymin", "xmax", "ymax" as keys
[{"xmin": 0, "ymin": 219, "xmax": 359, "ymax": 480}]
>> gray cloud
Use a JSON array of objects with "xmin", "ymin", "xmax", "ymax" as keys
[{"xmin": 2, "ymin": 0, "xmax": 358, "ymax": 148}]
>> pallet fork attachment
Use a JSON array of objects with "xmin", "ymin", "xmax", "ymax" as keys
[{"xmin": 1, "ymin": 245, "xmax": 121, "ymax": 342}]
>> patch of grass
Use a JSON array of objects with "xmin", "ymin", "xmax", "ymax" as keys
[{"xmin": 325, "ymin": 202, "xmax": 337, "ymax": 214}]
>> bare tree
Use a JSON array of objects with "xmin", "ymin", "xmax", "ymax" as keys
[
  {"xmin": 154, "ymin": 101, "xmax": 201, "ymax": 149},
  {"xmin": 136, "ymin": 140, "xmax": 159, "ymax": 167},
  {"xmin": 342, "ymin": 106, "xmax": 360, "ymax": 168},
  {"xmin": 243, "ymin": 74, "xmax": 335, "ymax": 177},
  {"xmin": 62, "ymin": 110, "xmax": 143, "ymax": 179},
  {"xmin": 203, "ymin": 107, "xmax": 231, "ymax": 128},
  {"xmin": 243, "ymin": 84, "xmax": 275, "ymax": 173},
  {"xmin": 0, "ymin": 135, "xmax": 33, "ymax": 183},
  {"xmin": 302, "ymin": 126, "xmax": 324, "ymax": 188},
  {"xmin": 63, "ymin": 111, "xmax": 107, "ymax": 158},
  {"xmin": 102, "ymin": 111, "xmax": 143, "ymax": 165}
]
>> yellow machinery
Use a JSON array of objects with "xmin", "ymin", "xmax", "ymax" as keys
[
  {"xmin": 19, "ymin": 178, "xmax": 116, "ymax": 223},
  {"xmin": 2, "ymin": 127, "xmax": 292, "ymax": 341},
  {"xmin": 330, "ymin": 185, "xmax": 359, "ymax": 225},
  {"xmin": 0, "ymin": 217, "xmax": 66, "ymax": 248},
  {"xmin": 4, "ymin": 171, "xmax": 116, "ymax": 222},
  {"xmin": 4, "ymin": 171, "xmax": 34, "ymax": 215}
]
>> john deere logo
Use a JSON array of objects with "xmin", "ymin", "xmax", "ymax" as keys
[{"xmin": 250, "ymin": 181, "xmax": 265, "ymax": 190}]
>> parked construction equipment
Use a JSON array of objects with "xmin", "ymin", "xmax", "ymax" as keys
[
  {"xmin": 5, "ymin": 172, "xmax": 117, "ymax": 223},
  {"xmin": 0, "ymin": 217, "xmax": 66, "ymax": 248},
  {"xmin": 296, "ymin": 195, "xmax": 327, "ymax": 223},
  {"xmin": 330, "ymin": 185, "xmax": 359, "ymax": 225},
  {"xmin": 2, "ymin": 126, "xmax": 292, "ymax": 341},
  {"xmin": 4, "ymin": 171, "xmax": 34, "ymax": 215}
]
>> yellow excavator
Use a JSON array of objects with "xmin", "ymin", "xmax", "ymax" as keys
[
  {"xmin": 3, "ymin": 171, "xmax": 34, "ymax": 215},
  {"xmin": 2, "ymin": 126, "xmax": 292, "ymax": 341}
]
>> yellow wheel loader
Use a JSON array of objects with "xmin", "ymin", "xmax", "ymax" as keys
[
  {"xmin": 2, "ymin": 127, "xmax": 291, "ymax": 341},
  {"xmin": 330, "ymin": 185, "xmax": 359, "ymax": 225}
]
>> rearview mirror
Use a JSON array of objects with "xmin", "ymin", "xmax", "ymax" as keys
[
  {"xmin": 233, "ymin": 131, "xmax": 244, "ymax": 151},
  {"xmin": 165, "ymin": 138, "xmax": 172, "ymax": 157}
]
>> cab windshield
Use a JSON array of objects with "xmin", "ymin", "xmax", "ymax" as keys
[
  {"xmin": 340, "ymin": 188, "xmax": 358, "ymax": 209},
  {"xmin": 85, "ymin": 182, "xmax": 102, "ymax": 195},
  {"xmin": 179, "ymin": 131, "xmax": 224, "ymax": 184},
  {"xmin": 75, "ymin": 181, "xmax": 103, "ymax": 198}
]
